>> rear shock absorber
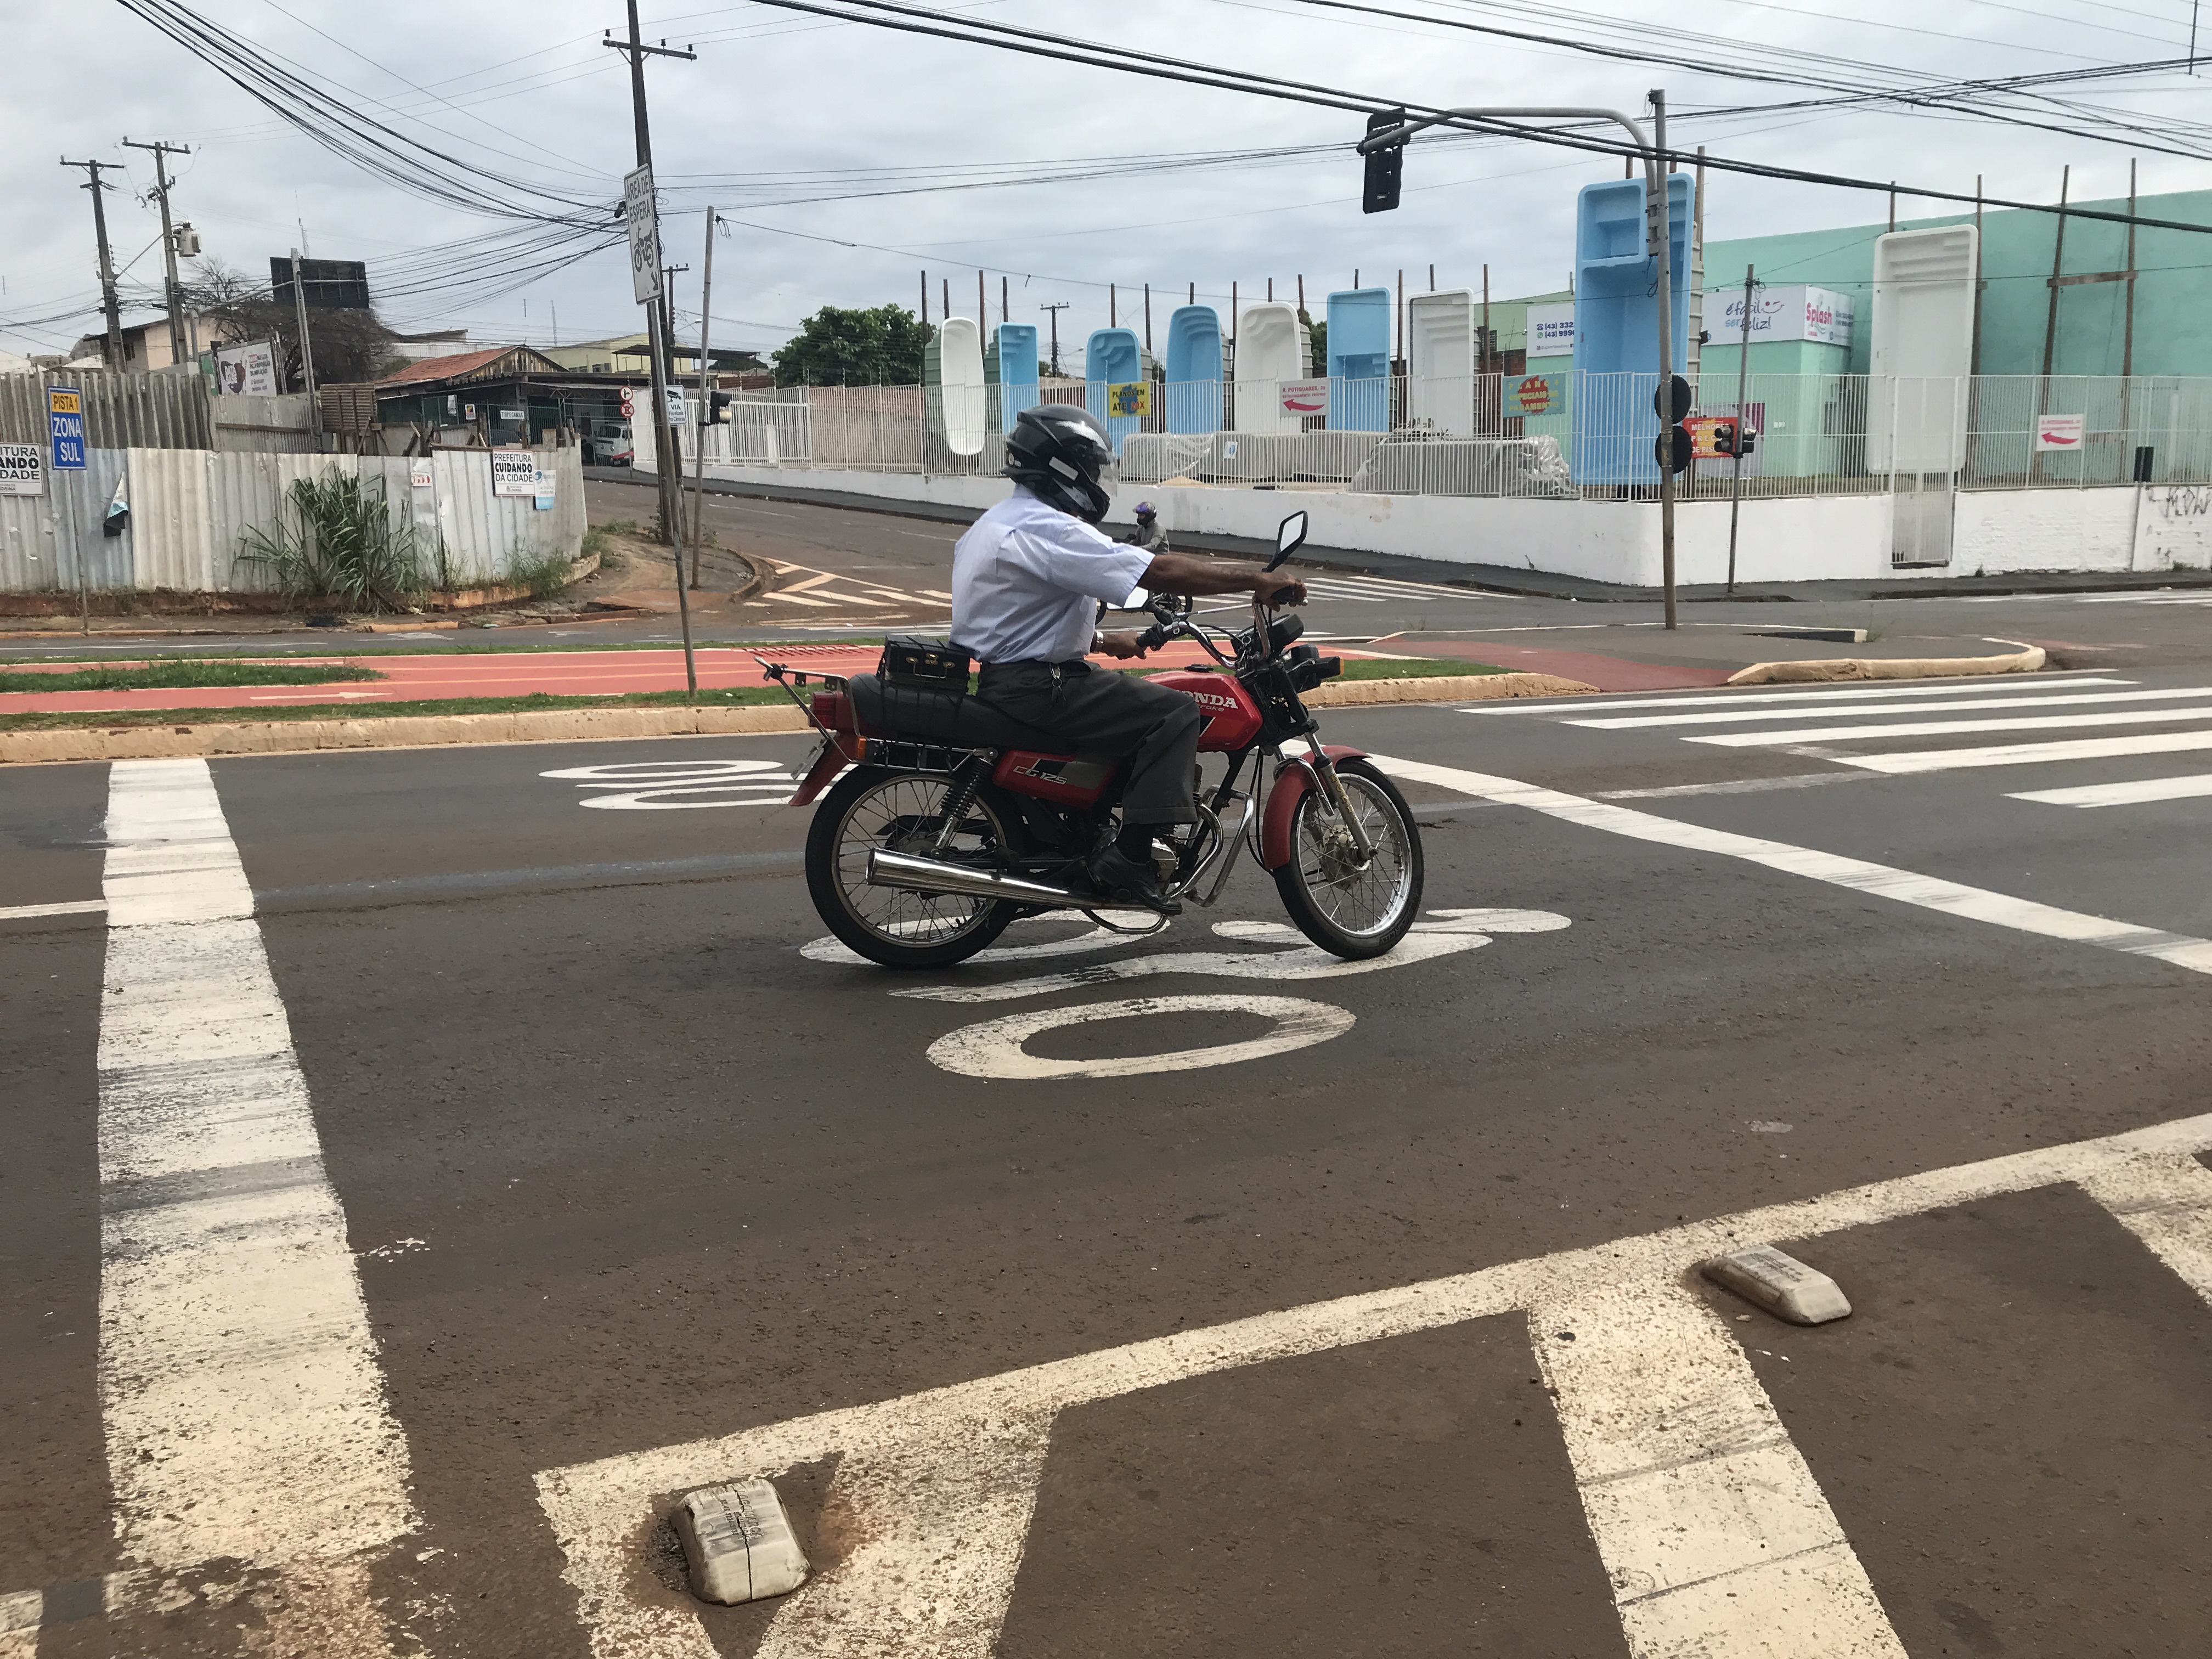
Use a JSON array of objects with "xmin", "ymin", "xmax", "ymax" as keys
[{"xmin": 930, "ymin": 754, "xmax": 994, "ymax": 854}]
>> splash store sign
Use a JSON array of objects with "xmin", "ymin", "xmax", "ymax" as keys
[{"xmin": 1708, "ymin": 284, "xmax": 1855, "ymax": 348}]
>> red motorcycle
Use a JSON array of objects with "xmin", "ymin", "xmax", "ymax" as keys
[{"xmin": 771, "ymin": 511, "xmax": 1424, "ymax": 968}]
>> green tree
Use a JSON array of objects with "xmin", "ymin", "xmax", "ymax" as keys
[
  {"xmin": 772, "ymin": 303, "xmax": 929, "ymax": 386},
  {"xmin": 1298, "ymin": 308, "xmax": 1327, "ymax": 375}
]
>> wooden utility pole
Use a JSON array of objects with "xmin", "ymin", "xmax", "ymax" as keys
[
  {"xmin": 60, "ymin": 158, "xmax": 125, "ymax": 367},
  {"xmin": 920, "ymin": 269, "xmax": 929, "ymax": 330},
  {"xmin": 1143, "ymin": 283, "xmax": 1152, "ymax": 354},
  {"xmin": 2041, "ymin": 165, "xmax": 2070, "ymax": 379},
  {"xmin": 1040, "ymin": 301, "xmax": 1070, "ymax": 377},
  {"xmin": 124, "ymin": 139, "xmax": 193, "ymax": 368},
  {"xmin": 289, "ymin": 250, "xmax": 320, "ymax": 435},
  {"xmin": 603, "ymin": 0, "xmax": 697, "ymax": 693},
  {"xmin": 2123, "ymin": 157, "xmax": 2138, "ymax": 377}
]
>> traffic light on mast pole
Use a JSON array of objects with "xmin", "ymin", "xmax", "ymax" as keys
[{"xmin": 1362, "ymin": 109, "xmax": 1406, "ymax": 214}]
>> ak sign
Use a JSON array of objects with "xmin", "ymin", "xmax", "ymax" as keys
[{"xmin": 48, "ymin": 386, "xmax": 87, "ymax": 471}]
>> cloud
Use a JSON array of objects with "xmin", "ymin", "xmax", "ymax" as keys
[{"xmin": 6, "ymin": 0, "xmax": 2207, "ymax": 364}]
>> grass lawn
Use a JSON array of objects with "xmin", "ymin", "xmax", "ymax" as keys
[{"xmin": 0, "ymin": 661, "xmax": 385, "ymax": 693}]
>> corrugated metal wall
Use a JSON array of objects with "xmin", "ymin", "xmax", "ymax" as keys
[
  {"xmin": 211, "ymin": 393, "xmax": 318, "ymax": 454},
  {"xmin": 0, "ymin": 370, "xmax": 212, "ymax": 450},
  {"xmin": 0, "ymin": 446, "xmax": 582, "ymax": 596}
]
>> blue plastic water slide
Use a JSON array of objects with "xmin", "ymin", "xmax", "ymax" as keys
[
  {"xmin": 1161, "ymin": 306, "xmax": 1222, "ymax": 434},
  {"xmin": 1570, "ymin": 173, "xmax": 1694, "ymax": 485},
  {"xmin": 1083, "ymin": 327, "xmax": 1146, "ymax": 453},
  {"xmin": 988, "ymin": 323, "xmax": 1039, "ymax": 433},
  {"xmin": 1325, "ymin": 287, "xmax": 1391, "ymax": 431}
]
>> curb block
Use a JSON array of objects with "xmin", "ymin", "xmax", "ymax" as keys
[
  {"xmin": 1726, "ymin": 640, "xmax": 2046, "ymax": 685},
  {"xmin": 0, "ymin": 673, "xmax": 1598, "ymax": 766}
]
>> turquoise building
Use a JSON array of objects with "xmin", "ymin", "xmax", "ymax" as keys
[{"xmin": 1699, "ymin": 188, "xmax": 2212, "ymax": 379}]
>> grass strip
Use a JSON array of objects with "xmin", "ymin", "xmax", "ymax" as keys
[
  {"xmin": 0, "ymin": 661, "xmax": 384, "ymax": 692},
  {"xmin": 1334, "ymin": 656, "xmax": 1503, "ymax": 680}
]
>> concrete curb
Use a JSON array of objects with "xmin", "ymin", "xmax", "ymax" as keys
[
  {"xmin": 0, "ymin": 673, "xmax": 1596, "ymax": 765},
  {"xmin": 0, "ymin": 704, "xmax": 815, "ymax": 766},
  {"xmin": 1726, "ymin": 640, "xmax": 2046, "ymax": 685}
]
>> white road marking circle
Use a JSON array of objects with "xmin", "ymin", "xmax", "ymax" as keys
[{"xmin": 926, "ymin": 993, "xmax": 1355, "ymax": 1080}]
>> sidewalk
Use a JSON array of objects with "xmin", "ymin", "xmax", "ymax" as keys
[{"xmin": 595, "ymin": 466, "xmax": 2212, "ymax": 605}]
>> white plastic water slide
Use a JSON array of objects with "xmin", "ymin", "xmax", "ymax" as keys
[
  {"xmin": 1406, "ymin": 290, "xmax": 1477, "ymax": 436},
  {"xmin": 1233, "ymin": 302, "xmax": 1308, "ymax": 435},
  {"xmin": 939, "ymin": 318, "xmax": 988, "ymax": 457}
]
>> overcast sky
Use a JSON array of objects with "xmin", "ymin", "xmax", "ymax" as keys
[{"xmin": 6, "ymin": 0, "xmax": 2210, "ymax": 369}]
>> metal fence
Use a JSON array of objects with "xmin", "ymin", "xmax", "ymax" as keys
[
  {"xmin": 0, "ymin": 447, "xmax": 584, "ymax": 596},
  {"xmin": 678, "ymin": 372, "xmax": 2212, "ymax": 503},
  {"xmin": 0, "ymin": 369, "xmax": 213, "ymax": 451}
]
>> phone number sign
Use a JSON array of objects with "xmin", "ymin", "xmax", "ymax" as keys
[{"xmin": 49, "ymin": 386, "xmax": 87, "ymax": 471}]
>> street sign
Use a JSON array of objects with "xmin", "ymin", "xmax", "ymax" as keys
[
  {"xmin": 665, "ymin": 386, "xmax": 687, "ymax": 425},
  {"xmin": 2035, "ymin": 413, "xmax": 2085, "ymax": 452},
  {"xmin": 48, "ymin": 387, "xmax": 87, "ymax": 472},
  {"xmin": 1651, "ymin": 375, "xmax": 1692, "ymax": 424},
  {"xmin": 0, "ymin": 444, "xmax": 43, "ymax": 496},
  {"xmin": 490, "ymin": 450, "xmax": 537, "ymax": 498},
  {"xmin": 1105, "ymin": 381, "xmax": 1151, "ymax": 418},
  {"xmin": 619, "ymin": 387, "xmax": 636, "ymax": 419},
  {"xmin": 624, "ymin": 165, "xmax": 663, "ymax": 304},
  {"xmin": 1279, "ymin": 380, "xmax": 1328, "ymax": 418}
]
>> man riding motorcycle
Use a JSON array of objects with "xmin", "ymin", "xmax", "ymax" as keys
[
  {"xmin": 951, "ymin": 404, "xmax": 1306, "ymax": 911},
  {"xmin": 1122, "ymin": 500, "xmax": 1169, "ymax": 554}
]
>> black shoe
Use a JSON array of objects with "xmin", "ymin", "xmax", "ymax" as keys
[{"xmin": 1087, "ymin": 843, "xmax": 1182, "ymax": 915}]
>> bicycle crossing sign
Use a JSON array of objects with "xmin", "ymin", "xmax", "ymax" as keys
[{"xmin": 48, "ymin": 386, "xmax": 87, "ymax": 471}]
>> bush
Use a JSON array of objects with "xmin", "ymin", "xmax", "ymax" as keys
[{"xmin": 235, "ymin": 470, "xmax": 422, "ymax": 611}]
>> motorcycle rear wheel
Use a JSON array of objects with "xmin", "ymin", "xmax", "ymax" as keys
[
  {"xmin": 806, "ymin": 766, "xmax": 1019, "ymax": 969},
  {"xmin": 1273, "ymin": 758, "xmax": 1423, "ymax": 960}
]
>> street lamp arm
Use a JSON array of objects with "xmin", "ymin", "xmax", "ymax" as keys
[{"xmin": 1358, "ymin": 106, "xmax": 1652, "ymax": 171}]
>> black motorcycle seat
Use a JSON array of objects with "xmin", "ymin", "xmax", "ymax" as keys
[{"xmin": 848, "ymin": 672, "xmax": 1067, "ymax": 753}]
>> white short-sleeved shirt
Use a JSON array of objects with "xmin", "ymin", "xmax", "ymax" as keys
[{"xmin": 950, "ymin": 486, "xmax": 1155, "ymax": 665}]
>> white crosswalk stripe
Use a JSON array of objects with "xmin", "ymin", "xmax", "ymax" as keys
[
  {"xmin": 1484, "ymin": 673, "xmax": 2212, "ymax": 808},
  {"xmin": 1951, "ymin": 589, "xmax": 2212, "ymax": 606},
  {"xmin": 1301, "ymin": 572, "xmax": 1517, "ymax": 603}
]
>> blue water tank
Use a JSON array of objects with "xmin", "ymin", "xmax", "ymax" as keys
[
  {"xmin": 1084, "ymin": 328, "xmax": 1146, "ymax": 453},
  {"xmin": 1571, "ymin": 173, "xmax": 1694, "ymax": 485},
  {"xmin": 1325, "ymin": 287, "xmax": 1391, "ymax": 431},
  {"xmin": 988, "ymin": 324, "xmax": 1039, "ymax": 433},
  {"xmin": 1161, "ymin": 306, "xmax": 1222, "ymax": 434}
]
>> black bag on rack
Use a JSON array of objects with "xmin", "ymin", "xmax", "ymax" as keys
[{"xmin": 879, "ymin": 636, "xmax": 972, "ymax": 686}]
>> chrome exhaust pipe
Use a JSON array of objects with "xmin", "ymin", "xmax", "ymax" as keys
[{"xmin": 866, "ymin": 848, "xmax": 1085, "ymax": 907}]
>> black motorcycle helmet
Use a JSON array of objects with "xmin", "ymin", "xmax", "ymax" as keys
[{"xmin": 1005, "ymin": 403, "xmax": 1114, "ymax": 523}]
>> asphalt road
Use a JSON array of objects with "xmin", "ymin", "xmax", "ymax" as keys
[{"xmin": 5, "ymin": 659, "xmax": 2212, "ymax": 1656}]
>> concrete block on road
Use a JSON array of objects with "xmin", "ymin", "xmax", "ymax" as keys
[
  {"xmin": 1701, "ymin": 1245, "xmax": 1852, "ymax": 1325},
  {"xmin": 673, "ymin": 1477, "xmax": 809, "ymax": 1605}
]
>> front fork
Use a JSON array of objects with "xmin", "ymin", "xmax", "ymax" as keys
[{"xmin": 1299, "ymin": 736, "xmax": 1376, "ymax": 864}]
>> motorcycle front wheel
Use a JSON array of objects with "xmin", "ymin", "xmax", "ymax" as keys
[
  {"xmin": 1273, "ymin": 758, "xmax": 1423, "ymax": 960},
  {"xmin": 805, "ymin": 766, "xmax": 1019, "ymax": 969}
]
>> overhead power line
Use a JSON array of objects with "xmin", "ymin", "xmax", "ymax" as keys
[{"xmin": 738, "ymin": 0, "xmax": 2212, "ymax": 236}]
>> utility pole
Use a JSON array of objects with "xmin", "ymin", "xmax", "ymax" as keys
[
  {"xmin": 1041, "ymin": 301, "xmax": 1070, "ymax": 378},
  {"xmin": 61, "ymin": 158, "xmax": 125, "ymax": 367},
  {"xmin": 1726, "ymin": 264, "xmax": 1756, "ymax": 595},
  {"xmin": 605, "ymin": 9, "xmax": 696, "ymax": 629},
  {"xmin": 691, "ymin": 211, "xmax": 722, "ymax": 557},
  {"xmin": 1651, "ymin": 89, "xmax": 1678, "ymax": 632},
  {"xmin": 290, "ymin": 250, "xmax": 321, "ymax": 439},
  {"xmin": 660, "ymin": 262, "xmax": 689, "ymax": 373},
  {"xmin": 605, "ymin": 1, "xmax": 697, "ymax": 692},
  {"xmin": 124, "ymin": 139, "xmax": 193, "ymax": 368}
]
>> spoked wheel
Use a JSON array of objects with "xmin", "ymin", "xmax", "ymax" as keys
[
  {"xmin": 1273, "ymin": 758, "xmax": 1424, "ymax": 960},
  {"xmin": 805, "ymin": 766, "xmax": 1019, "ymax": 969}
]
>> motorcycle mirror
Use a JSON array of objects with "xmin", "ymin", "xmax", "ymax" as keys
[{"xmin": 1265, "ymin": 510, "xmax": 1308, "ymax": 572}]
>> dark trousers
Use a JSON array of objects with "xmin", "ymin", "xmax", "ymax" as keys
[{"xmin": 977, "ymin": 660, "xmax": 1203, "ymax": 825}]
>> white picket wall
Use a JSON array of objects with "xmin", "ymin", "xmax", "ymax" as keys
[{"xmin": 0, "ymin": 446, "xmax": 583, "ymax": 596}]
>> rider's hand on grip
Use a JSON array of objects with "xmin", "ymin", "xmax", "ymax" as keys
[{"xmin": 1255, "ymin": 572, "xmax": 1307, "ymax": 608}]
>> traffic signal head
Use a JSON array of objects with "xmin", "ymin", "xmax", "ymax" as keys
[
  {"xmin": 1362, "ymin": 109, "xmax": 1406, "ymax": 214},
  {"xmin": 1711, "ymin": 417, "xmax": 1739, "ymax": 457}
]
